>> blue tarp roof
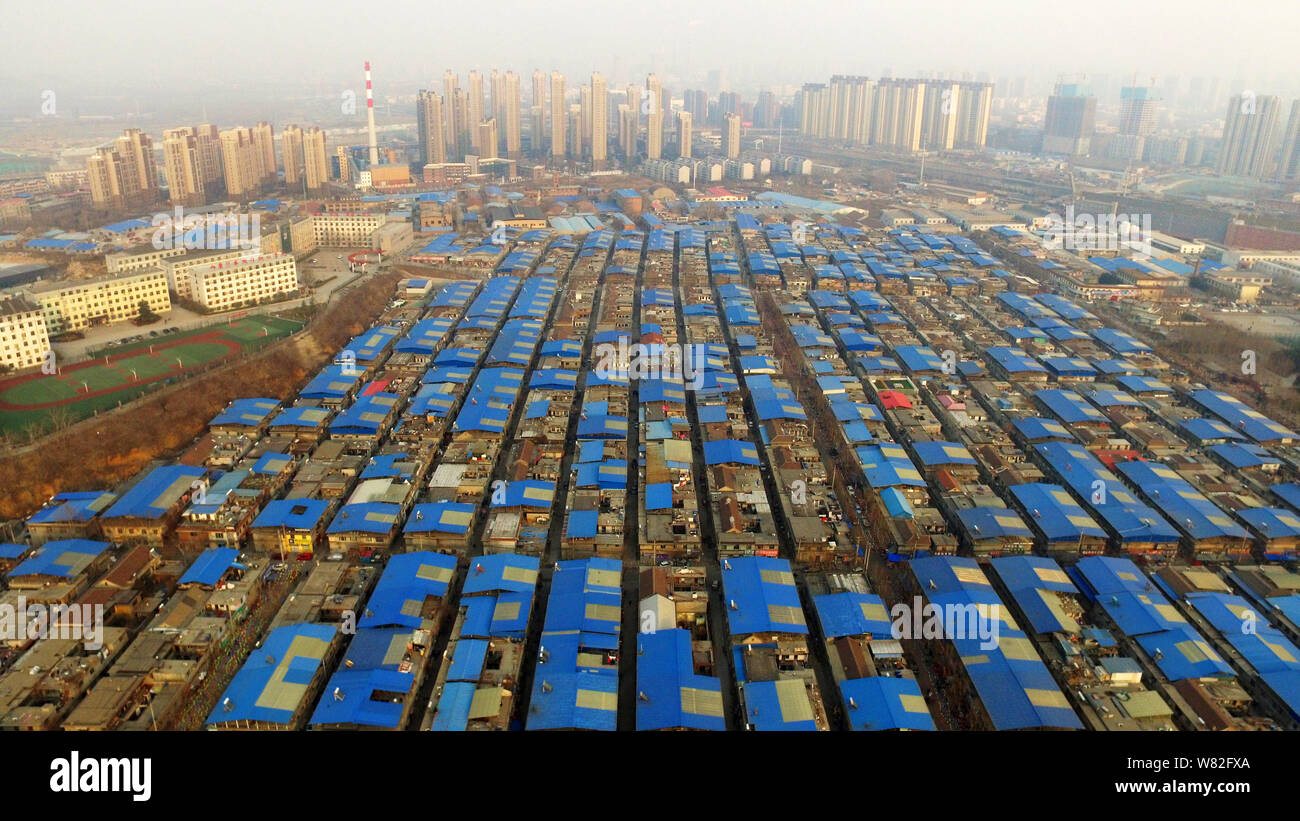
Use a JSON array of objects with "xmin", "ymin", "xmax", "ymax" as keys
[
  {"xmin": 985, "ymin": 346, "xmax": 1047, "ymax": 374},
  {"xmin": 1092, "ymin": 328, "xmax": 1152, "ymax": 355},
  {"xmin": 526, "ymin": 641, "xmax": 619, "ymax": 730},
  {"xmin": 301, "ymin": 364, "xmax": 362, "ymax": 399},
  {"xmin": 341, "ymin": 325, "xmax": 401, "ymax": 362},
  {"xmin": 645, "ymin": 482, "xmax": 674, "ymax": 511},
  {"xmin": 1134, "ymin": 625, "xmax": 1234, "ymax": 680},
  {"xmin": 463, "ymin": 553, "xmax": 539, "ymax": 596},
  {"xmin": 1183, "ymin": 592, "xmax": 1300, "ymax": 714},
  {"xmin": 566, "ymin": 510, "xmax": 599, "ymax": 539},
  {"xmin": 912, "ymin": 441, "xmax": 976, "ymax": 467},
  {"xmin": 1208, "ymin": 442, "xmax": 1280, "ymax": 469},
  {"xmin": 490, "ymin": 480, "xmax": 555, "ymax": 508},
  {"xmin": 309, "ymin": 666, "xmax": 413, "ymax": 728},
  {"xmin": 956, "ymin": 507, "xmax": 1033, "ymax": 541}
]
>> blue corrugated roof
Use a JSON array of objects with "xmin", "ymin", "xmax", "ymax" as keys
[
  {"xmin": 207, "ymin": 623, "xmax": 337, "ymax": 726},
  {"xmin": 1190, "ymin": 389, "xmax": 1298, "ymax": 443},
  {"xmin": 703, "ymin": 439, "xmax": 760, "ymax": 466},
  {"xmin": 103, "ymin": 465, "xmax": 205, "ymax": 520},
  {"xmin": 326, "ymin": 502, "xmax": 402, "ymax": 535},
  {"xmin": 252, "ymin": 498, "xmax": 330, "ymax": 531},
  {"xmin": 1180, "ymin": 417, "xmax": 1248, "ymax": 444},
  {"xmin": 1034, "ymin": 442, "xmax": 1179, "ymax": 545},
  {"xmin": 404, "ymin": 502, "xmax": 475, "ymax": 535},
  {"xmin": 1035, "ymin": 389, "xmax": 1108, "ymax": 424},
  {"xmin": 635, "ymin": 629, "xmax": 725, "ymax": 730},
  {"xmin": 1012, "ymin": 417, "xmax": 1074, "ymax": 442},
  {"xmin": 813, "ymin": 592, "xmax": 892, "ymax": 639},
  {"xmin": 8, "ymin": 539, "xmax": 109, "ymax": 578},
  {"xmin": 1115, "ymin": 461, "xmax": 1249, "ymax": 542},
  {"xmin": 722, "ymin": 556, "xmax": 807, "ymax": 636},
  {"xmin": 841, "ymin": 676, "xmax": 935, "ymax": 731},
  {"xmin": 26, "ymin": 491, "xmax": 115, "ymax": 525},
  {"xmin": 361, "ymin": 552, "xmax": 458, "ymax": 629},
  {"xmin": 178, "ymin": 547, "xmax": 241, "ymax": 587},
  {"xmin": 1009, "ymin": 482, "xmax": 1106, "ymax": 543},
  {"xmin": 742, "ymin": 679, "xmax": 819, "ymax": 731},
  {"xmin": 210, "ymin": 397, "xmax": 279, "ymax": 427},
  {"xmin": 990, "ymin": 555, "xmax": 1081, "ymax": 635}
]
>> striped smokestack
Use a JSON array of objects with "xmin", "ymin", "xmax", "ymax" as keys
[{"xmin": 365, "ymin": 61, "xmax": 379, "ymax": 166}]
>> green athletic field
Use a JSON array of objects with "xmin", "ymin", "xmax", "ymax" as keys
[{"xmin": 0, "ymin": 315, "xmax": 303, "ymax": 437}]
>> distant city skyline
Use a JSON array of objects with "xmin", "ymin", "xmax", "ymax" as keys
[{"xmin": 3, "ymin": 0, "xmax": 1299, "ymax": 110}]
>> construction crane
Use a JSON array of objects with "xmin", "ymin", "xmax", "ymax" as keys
[{"xmin": 1112, "ymin": 161, "xmax": 1135, "ymax": 221}]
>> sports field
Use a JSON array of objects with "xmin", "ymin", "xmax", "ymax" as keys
[{"xmin": 0, "ymin": 315, "xmax": 302, "ymax": 436}]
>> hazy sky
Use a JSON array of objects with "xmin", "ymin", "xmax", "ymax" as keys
[{"xmin": 3, "ymin": 0, "xmax": 1297, "ymax": 98}]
